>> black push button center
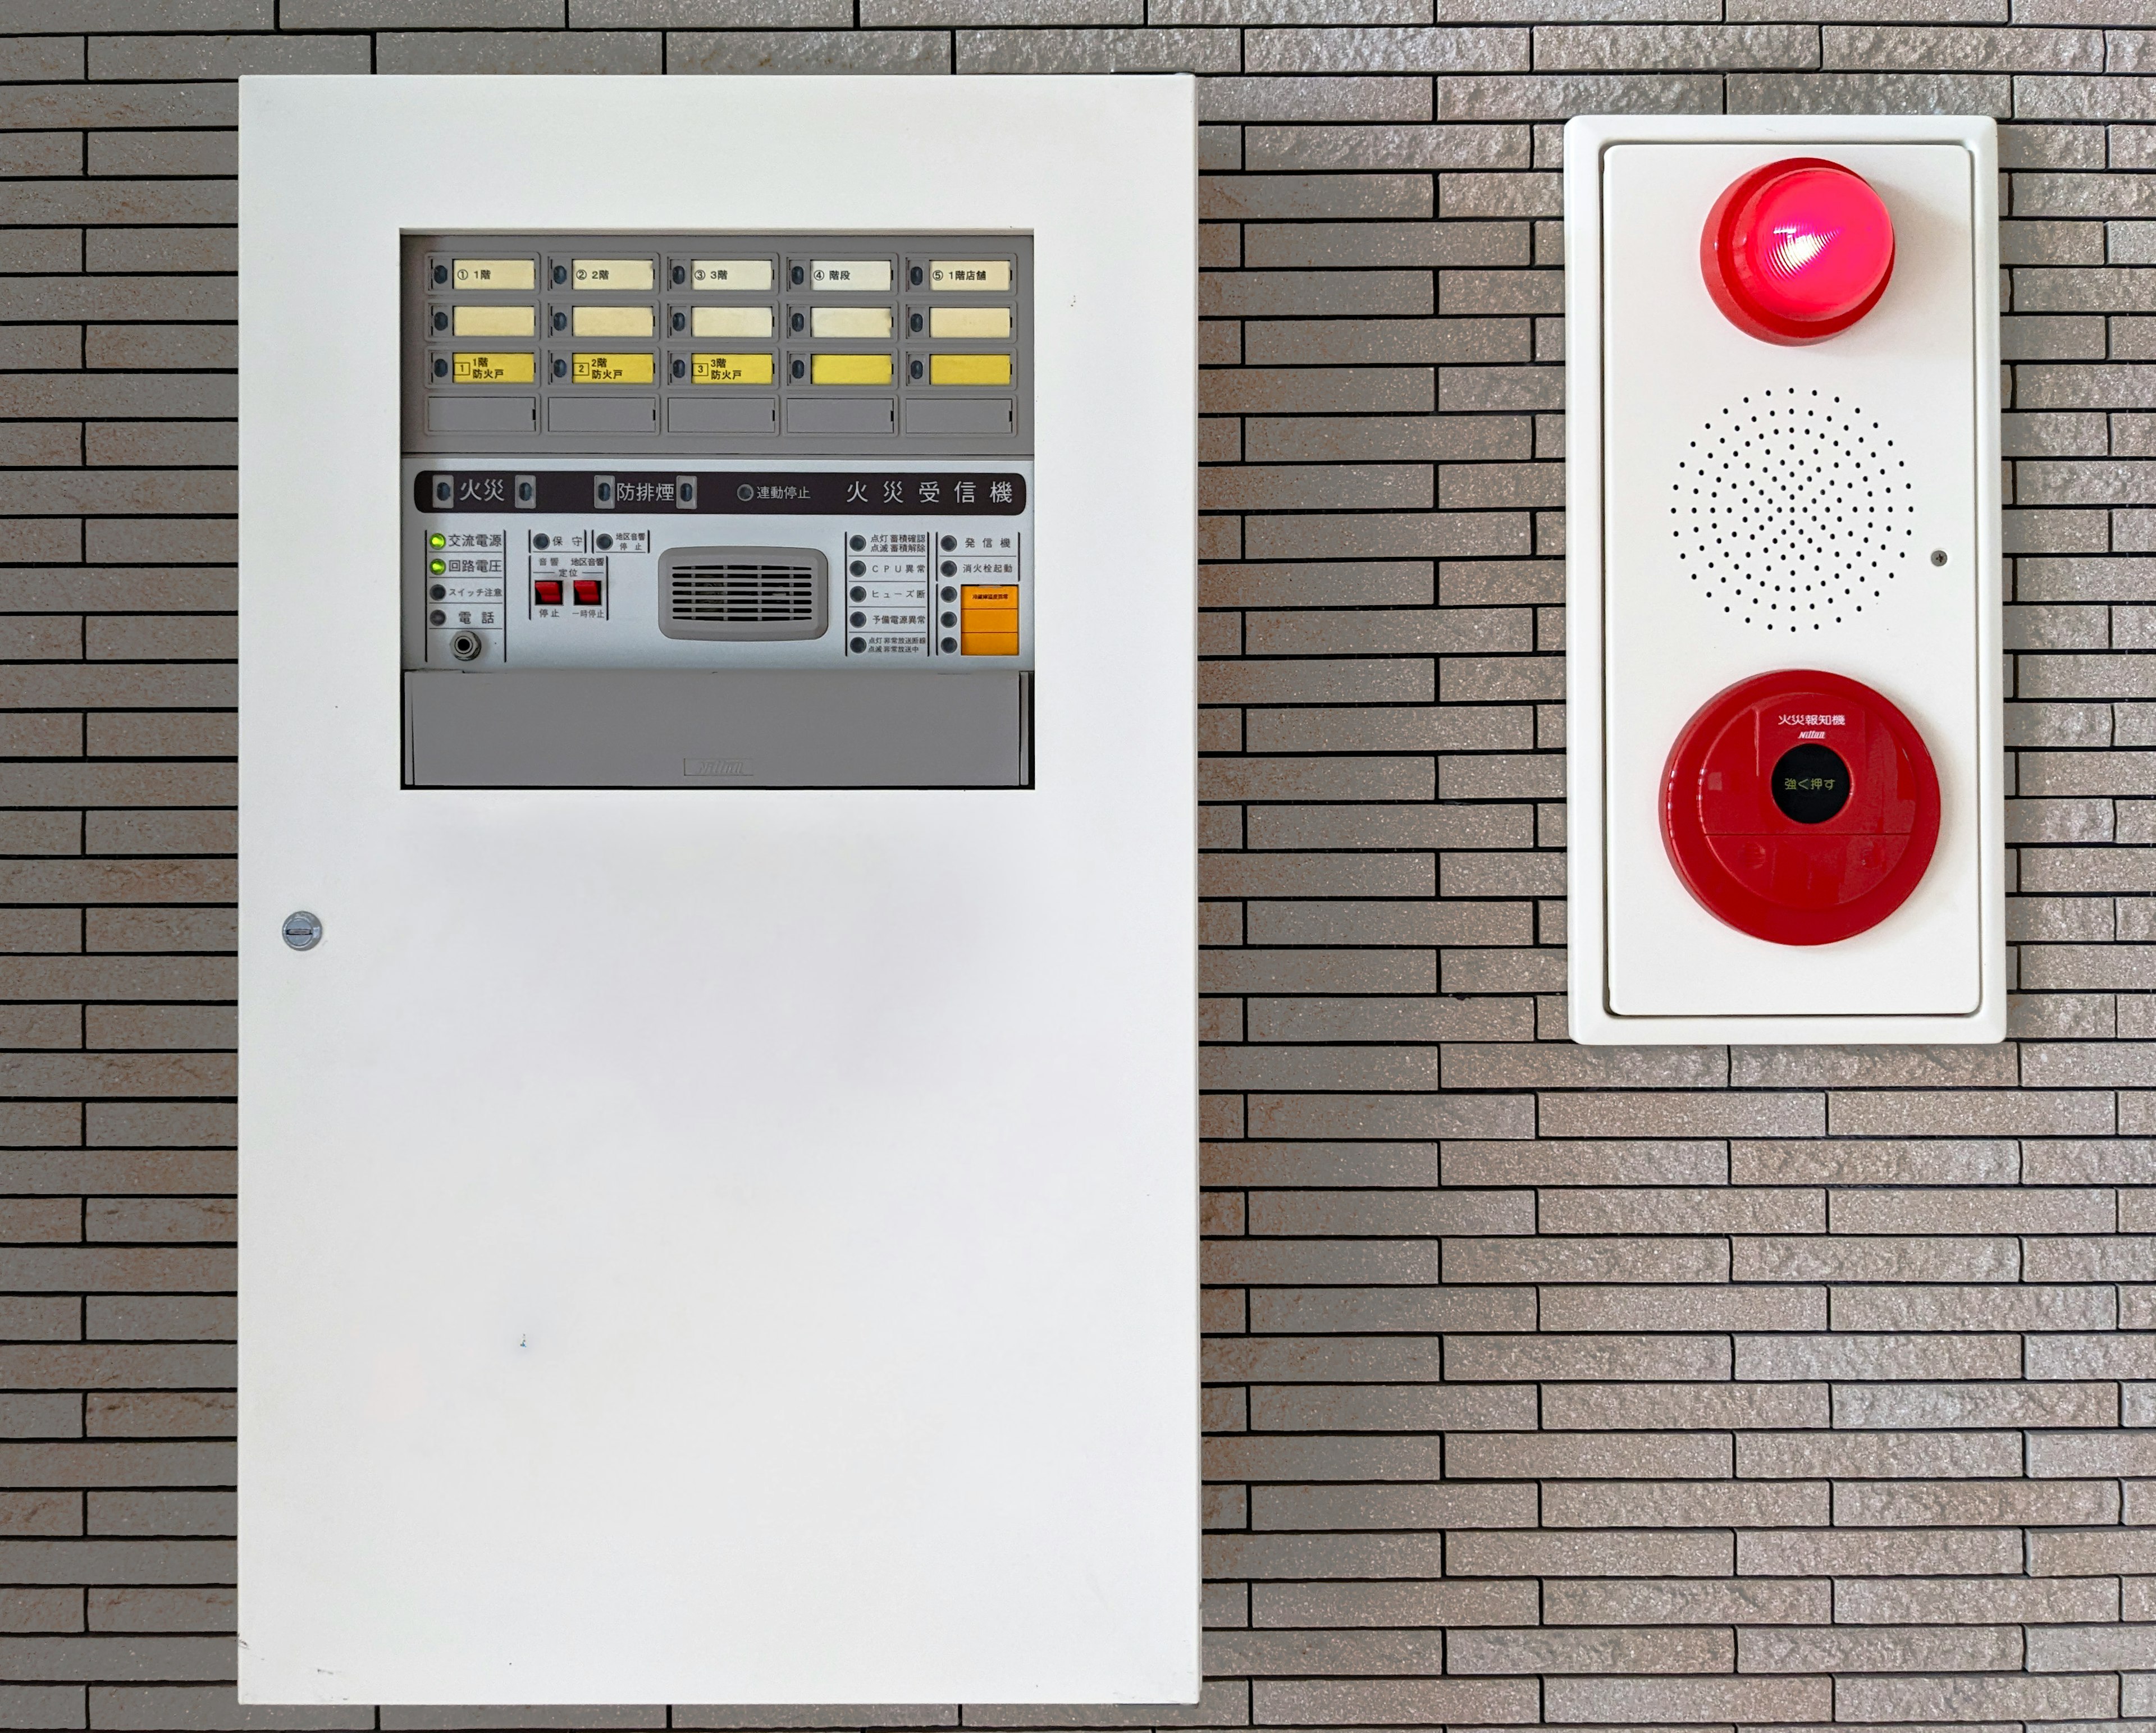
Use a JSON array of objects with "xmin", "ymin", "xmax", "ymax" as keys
[{"xmin": 1771, "ymin": 742, "xmax": 1852, "ymax": 825}]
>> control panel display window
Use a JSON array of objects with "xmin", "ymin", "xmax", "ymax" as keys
[{"xmin": 400, "ymin": 232, "xmax": 1035, "ymax": 791}]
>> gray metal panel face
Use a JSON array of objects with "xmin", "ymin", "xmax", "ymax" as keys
[
  {"xmin": 670, "ymin": 397, "xmax": 778, "ymax": 435},
  {"xmin": 404, "ymin": 668, "xmax": 1030, "ymax": 788},
  {"xmin": 549, "ymin": 396, "xmax": 658, "ymax": 434},
  {"xmin": 405, "ymin": 232, "xmax": 1033, "ymax": 459},
  {"xmin": 428, "ymin": 396, "xmax": 536, "ymax": 434}
]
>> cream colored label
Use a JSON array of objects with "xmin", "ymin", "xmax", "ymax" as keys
[
  {"xmin": 692, "ymin": 259, "xmax": 773, "ymax": 292},
  {"xmin": 692, "ymin": 304, "xmax": 774, "ymax": 339},
  {"xmin": 453, "ymin": 304, "xmax": 536, "ymax": 338},
  {"xmin": 571, "ymin": 352, "xmax": 654, "ymax": 384},
  {"xmin": 573, "ymin": 258, "xmax": 654, "ymax": 291},
  {"xmin": 451, "ymin": 351, "xmax": 535, "ymax": 384},
  {"xmin": 692, "ymin": 353, "xmax": 775, "ymax": 385},
  {"xmin": 453, "ymin": 258, "xmax": 534, "ymax": 291},
  {"xmin": 810, "ymin": 259, "xmax": 892, "ymax": 293},
  {"xmin": 929, "ymin": 259, "xmax": 1011, "ymax": 292},
  {"xmin": 811, "ymin": 306, "xmax": 894, "ymax": 339},
  {"xmin": 572, "ymin": 304, "xmax": 654, "ymax": 338},
  {"xmin": 930, "ymin": 305, "xmax": 1012, "ymax": 340},
  {"xmin": 811, "ymin": 353, "xmax": 893, "ymax": 386}
]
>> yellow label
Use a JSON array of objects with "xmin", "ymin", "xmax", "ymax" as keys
[
  {"xmin": 453, "ymin": 304, "xmax": 535, "ymax": 337},
  {"xmin": 692, "ymin": 304, "xmax": 774, "ymax": 339},
  {"xmin": 572, "ymin": 304, "xmax": 654, "ymax": 338},
  {"xmin": 930, "ymin": 305, "xmax": 1011, "ymax": 340},
  {"xmin": 453, "ymin": 258, "xmax": 534, "ymax": 291},
  {"xmin": 811, "ymin": 305, "xmax": 893, "ymax": 339},
  {"xmin": 572, "ymin": 258, "xmax": 654, "ymax": 291},
  {"xmin": 962, "ymin": 586, "xmax": 1020, "ymax": 612},
  {"xmin": 929, "ymin": 259, "xmax": 1011, "ymax": 292},
  {"xmin": 930, "ymin": 353, "xmax": 1013, "ymax": 387},
  {"xmin": 811, "ymin": 353, "xmax": 893, "ymax": 386},
  {"xmin": 451, "ymin": 351, "xmax": 535, "ymax": 384},
  {"xmin": 692, "ymin": 259, "xmax": 773, "ymax": 291},
  {"xmin": 692, "ymin": 353, "xmax": 775, "ymax": 385},
  {"xmin": 810, "ymin": 259, "xmax": 893, "ymax": 293},
  {"xmin": 571, "ymin": 352, "xmax": 655, "ymax": 384}
]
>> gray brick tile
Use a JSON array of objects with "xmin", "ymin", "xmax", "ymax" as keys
[
  {"xmin": 1544, "ymin": 1676, "xmax": 1829, "ymax": 1724},
  {"xmin": 2004, "ymin": 121, "xmax": 2108, "ymax": 166},
  {"xmin": 1200, "ymin": 559, "xmax": 1440, "ymax": 605},
  {"xmin": 1446, "ymin": 1528, "xmax": 1733, "ymax": 1578},
  {"xmin": 1733, "ymin": 1233, "xmax": 2018, "ymax": 1284},
  {"xmin": 1535, "ymin": 1183, "xmax": 1817, "ymax": 1232},
  {"xmin": 1538, "ymin": 1283, "xmax": 1825, "ymax": 1331},
  {"xmin": 1736, "ymin": 1431, "xmax": 2023, "ymax": 1479},
  {"xmin": 1536, "ymin": 22, "xmax": 1817, "ymax": 65},
  {"xmin": 1738, "ymin": 1527, "xmax": 2025, "ymax": 1576},
  {"xmin": 859, "ymin": 0, "xmax": 1125, "ymax": 18},
  {"xmin": 1537, "ymin": 1090, "xmax": 1824, "ymax": 1138},
  {"xmin": 1241, "ymin": 122, "xmax": 1529, "ymax": 171},
  {"xmin": 1433, "ymin": 71, "xmax": 1722, "ymax": 118},
  {"xmin": 1739, "ymin": 1623, "xmax": 2022, "ymax": 1673},
  {"xmin": 1198, "ymin": 76, "xmax": 1435, "ymax": 122},
  {"xmin": 1245, "ymin": 25, "xmax": 1528, "ymax": 70},
  {"xmin": 1446, "ymin": 1624, "xmax": 1737, "ymax": 1674},
  {"xmin": 1249, "ymin": 1580, "xmax": 1531, "ymax": 1630},
  {"xmin": 955, "ymin": 25, "xmax": 1238, "ymax": 70},
  {"xmin": 1729, "ymin": 68, "xmax": 2011, "ymax": 109},
  {"xmin": 1829, "ymin": 1282, "xmax": 2116, "ymax": 1331},
  {"xmin": 1837, "ymin": 1673, "xmax": 2117, "ymax": 1722},
  {"xmin": 1548, "ymin": 1386, "xmax": 1828, "ymax": 1437},
  {"xmin": 1836, "ymin": 1576, "xmax": 2118, "ymax": 1626},
  {"xmin": 1825, "ymin": 21, "xmax": 2102, "ymax": 65},
  {"xmin": 2000, "ymin": 220, "xmax": 2106, "ymax": 265},
  {"xmin": 1832, "ymin": 1379, "xmax": 2117, "ymax": 1428},
  {"xmin": 293, "ymin": 0, "xmax": 563, "ymax": 20},
  {"xmin": 1737, "ymin": 1331, "xmax": 2022, "ymax": 1381},
  {"xmin": 1202, "ymin": 172, "xmax": 1433, "ymax": 221},
  {"xmin": 83, "ymin": 33, "xmax": 369, "ymax": 77},
  {"xmin": 668, "ymin": 30, "xmax": 948, "ymax": 71}
]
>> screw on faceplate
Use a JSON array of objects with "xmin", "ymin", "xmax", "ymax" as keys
[
  {"xmin": 1930, "ymin": 550, "xmax": 1949, "ymax": 566},
  {"xmin": 282, "ymin": 911, "xmax": 323, "ymax": 951}
]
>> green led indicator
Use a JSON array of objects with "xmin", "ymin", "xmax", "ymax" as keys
[
  {"xmin": 428, "ymin": 533, "xmax": 446, "ymax": 548},
  {"xmin": 429, "ymin": 559, "xmax": 446, "ymax": 575}
]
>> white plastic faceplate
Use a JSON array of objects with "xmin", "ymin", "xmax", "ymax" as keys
[
  {"xmin": 1565, "ymin": 115, "xmax": 2005, "ymax": 1046},
  {"xmin": 237, "ymin": 76, "xmax": 1198, "ymax": 1704}
]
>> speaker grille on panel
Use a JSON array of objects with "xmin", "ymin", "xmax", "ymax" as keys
[
  {"xmin": 658, "ymin": 546, "xmax": 828, "ymax": 642},
  {"xmin": 1670, "ymin": 387, "xmax": 1911, "ymax": 632}
]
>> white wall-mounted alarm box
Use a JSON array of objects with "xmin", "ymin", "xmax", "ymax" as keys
[
  {"xmin": 1565, "ymin": 113, "xmax": 2004, "ymax": 1046},
  {"xmin": 237, "ymin": 75, "xmax": 1198, "ymax": 1705}
]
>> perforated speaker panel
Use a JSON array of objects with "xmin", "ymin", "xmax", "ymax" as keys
[{"xmin": 1670, "ymin": 386, "xmax": 1915, "ymax": 633}]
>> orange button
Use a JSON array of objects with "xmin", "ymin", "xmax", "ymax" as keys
[
  {"xmin": 961, "ymin": 585, "xmax": 1019, "ymax": 612},
  {"xmin": 962, "ymin": 629, "xmax": 1018, "ymax": 656}
]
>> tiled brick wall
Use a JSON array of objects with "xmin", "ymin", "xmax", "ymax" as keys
[{"xmin": 0, "ymin": 2, "xmax": 2149, "ymax": 1729}]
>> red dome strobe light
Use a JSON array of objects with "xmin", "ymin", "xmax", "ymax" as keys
[
  {"xmin": 1661, "ymin": 670, "xmax": 1940, "ymax": 947},
  {"xmin": 1701, "ymin": 158, "xmax": 1895, "ymax": 345}
]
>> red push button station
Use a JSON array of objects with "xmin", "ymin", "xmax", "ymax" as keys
[
  {"xmin": 1661, "ymin": 670, "xmax": 1940, "ymax": 947},
  {"xmin": 1701, "ymin": 158, "xmax": 1895, "ymax": 345}
]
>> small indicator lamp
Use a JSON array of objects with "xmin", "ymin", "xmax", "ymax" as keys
[
  {"xmin": 429, "ymin": 559, "xmax": 446, "ymax": 575},
  {"xmin": 429, "ymin": 533, "xmax": 446, "ymax": 548},
  {"xmin": 1702, "ymin": 158, "xmax": 1895, "ymax": 345}
]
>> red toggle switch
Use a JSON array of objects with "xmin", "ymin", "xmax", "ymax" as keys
[
  {"xmin": 572, "ymin": 578, "xmax": 603, "ymax": 607},
  {"xmin": 1701, "ymin": 158, "xmax": 1895, "ymax": 345},
  {"xmin": 532, "ymin": 578, "xmax": 563, "ymax": 606}
]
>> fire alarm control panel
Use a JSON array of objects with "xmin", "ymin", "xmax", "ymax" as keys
[
  {"xmin": 240, "ymin": 74, "xmax": 1196, "ymax": 1709},
  {"xmin": 1566, "ymin": 114, "xmax": 2004, "ymax": 1045},
  {"xmin": 403, "ymin": 231, "xmax": 1034, "ymax": 788}
]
